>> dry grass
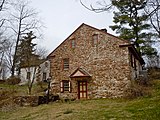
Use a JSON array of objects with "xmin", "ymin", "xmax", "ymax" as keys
[
  {"xmin": 148, "ymin": 68, "xmax": 160, "ymax": 80},
  {"xmin": 0, "ymin": 96, "xmax": 160, "ymax": 120},
  {"xmin": 0, "ymin": 82, "xmax": 47, "ymax": 96},
  {"xmin": 0, "ymin": 80, "xmax": 160, "ymax": 120}
]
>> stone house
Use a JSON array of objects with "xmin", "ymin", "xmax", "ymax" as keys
[
  {"xmin": 19, "ymin": 60, "xmax": 50, "ymax": 84},
  {"xmin": 48, "ymin": 23, "xmax": 144, "ymax": 99}
]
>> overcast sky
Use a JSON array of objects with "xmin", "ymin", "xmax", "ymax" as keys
[{"xmin": 31, "ymin": 0, "xmax": 114, "ymax": 53}]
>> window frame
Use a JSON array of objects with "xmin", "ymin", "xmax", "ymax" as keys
[
  {"xmin": 130, "ymin": 53, "xmax": 137, "ymax": 70},
  {"xmin": 130, "ymin": 54, "xmax": 134, "ymax": 67},
  {"xmin": 62, "ymin": 58, "xmax": 69, "ymax": 70},
  {"xmin": 26, "ymin": 71, "xmax": 31, "ymax": 80},
  {"xmin": 71, "ymin": 39, "xmax": 76, "ymax": 48},
  {"xmin": 60, "ymin": 80, "xmax": 71, "ymax": 93},
  {"xmin": 134, "ymin": 58, "xmax": 137, "ymax": 70},
  {"xmin": 92, "ymin": 34, "xmax": 98, "ymax": 46},
  {"xmin": 42, "ymin": 72, "xmax": 47, "ymax": 81}
]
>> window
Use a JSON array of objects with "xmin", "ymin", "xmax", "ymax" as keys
[
  {"xmin": 42, "ymin": 72, "xmax": 47, "ymax": 81},
  {"xmin": 130, "ymin": 53, "xmax": 137, "ymax": 70},
  {"xmin": 26, "ymin": 72, "xmax": 31, "ymax": 80},
  {"xmin": 62, "ymin": 58, "xmax": 69, "ymax": 70},
  {"xmin": 92, "ymin": 34, "xmax": 98, "ymax": 46},
  {"xmin": 71, "ymin": 39, "xmax": 76, "ymax": 48},
  {"xmin": 134, "ymin": 58, "xmax": 137, "ymax": 70},
  {"xmin": 130, "ymin": 54, "xmax": 133, "ymax": 67},
  {"xmin": 60, "ymin": 80, "xmax": 71, "ymax": 92}
]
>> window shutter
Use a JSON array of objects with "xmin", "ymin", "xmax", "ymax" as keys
[
  {"xmin": 69, "ymin": 81, "xmax": 71, "ymax": 92},
  {"xmin": 60, "ymin": 81, "xmax": 63, "ymax": 92}
]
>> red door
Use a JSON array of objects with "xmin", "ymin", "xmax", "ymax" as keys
[{"xmin": 78, "ymin": 81, "xmax": 87, "ymax": 99}]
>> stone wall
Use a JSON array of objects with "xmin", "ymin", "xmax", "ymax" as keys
[
  {"xmin": 49, "ymin": 24, "xmax": 136, "ymax": 99},
  {"xmin": 13, "ymin": 96, "xmax": 39, "ymax": 106}
]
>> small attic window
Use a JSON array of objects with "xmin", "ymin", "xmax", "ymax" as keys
[
  {"xmin": 71, "ymin": 39, "xmax": 76, "ymax": 48},
  {"xmin": 92, "ymin": 34, "xmax": 98, "ymax": 46}
]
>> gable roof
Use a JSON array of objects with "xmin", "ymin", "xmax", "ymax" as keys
[
  {"xmin": 47, "ymin": 23, "xmax": 130, "ymax": 58},
  {"xmin": 70, "ymin": 67, "xmax": 91, "ymax": 78}
]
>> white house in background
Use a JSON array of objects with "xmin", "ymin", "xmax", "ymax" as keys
[
  {"xmin": 19, "ymin": 60, "xmax": 50, "ymax": 84},
  {"xmin": 39, "ymin": 60, "xmax": 50, "ymax": 82}
]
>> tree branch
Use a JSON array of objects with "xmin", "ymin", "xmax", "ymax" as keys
[
  {"xmin": 80, "ymin": 0, "xmax": 113, "ymax": 13},
  {"xmin": 0, "ymin": 0, "xmax": 5, "ymax": 11}
]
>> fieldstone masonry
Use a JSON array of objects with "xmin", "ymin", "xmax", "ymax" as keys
[{"xmin": 48, "ymin": 23, "xmax": 144, "ymax": 99}]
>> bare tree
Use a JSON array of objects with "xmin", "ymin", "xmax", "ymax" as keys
[
  {"xmin": 7, "ymin": 0, "xmax": 43, "ymax": 76},
  {"xmin": 36, "ymin": 46, "xmax": 48, "ymax": 59},
  {"xmin": 0, "ymin": 0, "xmax": 8, "ymax": 28},
  {"xmin": 80, "ymin": 0, "xmax": 160, "ymax": 38},
  {"xmin": 0, "ymin": 32, "xmax": 12, "ymax": 79},
  {"xmin": 0, "ymin": 0, "xmax": 5, "ymax": 11},
  {"xmin": 0, "ymin": 34, "xmax": 6, "ymax": 79},
  {"xmin": 146, "ymin": 54, "xmax": 159, "ymax": 68},
  {"xmin": 4, "ymin": 40, "xmax": 14, "ymax": 74},
  {"xmin": 145, "ymin": 0, "xmax": 160, "ymax": 38},
  {"xmin": 80, "ymin": 0, "xmax": 114, "ymax": 13}
]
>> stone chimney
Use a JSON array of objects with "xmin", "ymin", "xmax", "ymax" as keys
[{"xmin": 101, "ymin": 28, "xmax": 107, "ymax": 33}]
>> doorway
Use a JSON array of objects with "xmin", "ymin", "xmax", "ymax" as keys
[{"xmin": 78, "ymin": 81, "xmax": 87, "ymax": 99}]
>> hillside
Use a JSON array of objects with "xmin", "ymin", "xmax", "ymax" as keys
[{"xmin": 0, "ymin": 79, "xmax": 160, "ymax": 120}]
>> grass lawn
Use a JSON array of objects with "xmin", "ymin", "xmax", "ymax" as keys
[
  {"xmin": 0, "ymin": 80, "xmax": 160, "ymax": 120},
  {"xmin": 0, "ymin": 82, "xmax": 48, "ymax": 96}
]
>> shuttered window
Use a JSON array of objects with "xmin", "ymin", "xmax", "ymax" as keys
[{"xmin": 60, "ymin": 80, "xmax": 71, "ymax": 92}]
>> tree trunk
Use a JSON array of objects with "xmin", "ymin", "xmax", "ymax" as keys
[
  {"xmin": 11, "ymin": 18, "xmax": 22, "ymax": 76},
  {"xmin": 28, "ymin": 85, "xmax": 32, "ymax": 95},
  {"xmin": 28, "ymin": 66, "xmax": 37, "ymax": 95}
]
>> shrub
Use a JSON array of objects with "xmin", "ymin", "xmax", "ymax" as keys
[
  {"xmin": 148, "ymin": 68, "xmax": 160, "ymax": 80},
  {"xmin": 0, "ymin": 90, "xmax": 17, "ymax": 101},
  {"xmin": 6, "ymin": 76, "xmax": 21, "ymax": 85},
  {"xmin": 124, "ymin": 80, "xmax": 152, "ymax": 99},
  {"xmin": 0, "ymin": 80, "xmax": 5, "ymax": 84}
]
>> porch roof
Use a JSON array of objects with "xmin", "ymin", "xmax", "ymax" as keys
[
  {"xmin": 70, "ymin": 67, "xmax": 91, "ymax": 78},
  {"xmin": 119, "ymin": 44, "xmax": 145, "ymax": 65}
]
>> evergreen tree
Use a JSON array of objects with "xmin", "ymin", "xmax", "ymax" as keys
[
  {"xmin": 110, "ymin": 0, "xmax": 155, "ymax": 56},
  {"xmin": 17, "ymin": 31, "xmax": 40, "ymax": 94},
  {"xmin": 17, "ymin": 31, "xmax": 38, "ymax": 68}
]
